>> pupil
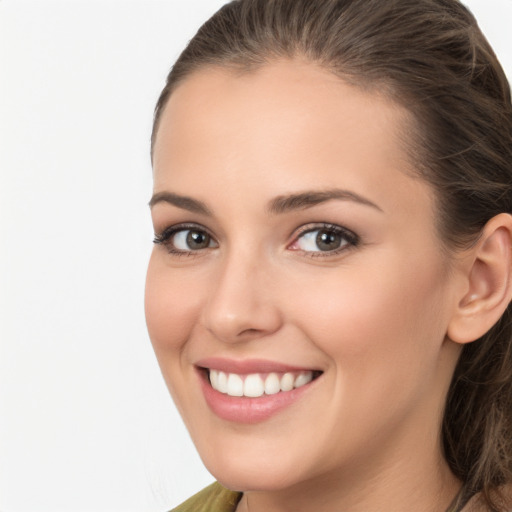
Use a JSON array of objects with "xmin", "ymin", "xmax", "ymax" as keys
[
  {"xmin": 316, "ymin": 230, "xmax": 341, "ymax": 251},
  {"xmin": 187, "ymin": 230, "xmax": 209, "ymax": 249}
]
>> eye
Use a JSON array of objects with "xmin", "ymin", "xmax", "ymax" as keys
[
  {"xmin": 289, "ymin": 224, "xmax": 359, "ymax": 255},
  {"xmin": 153, "ymin": 224, "xmax": 217, "ymax": 254},
  {"xmin": 173, "ymin": 229, "xmax": 214, "ymax": 250}
]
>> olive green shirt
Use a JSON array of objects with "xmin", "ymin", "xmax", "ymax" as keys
[{"xmin": 171, "ymin": 482, "xmax": 242, "ymax": 512}]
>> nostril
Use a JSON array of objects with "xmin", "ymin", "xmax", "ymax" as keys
[{"xmin": 239, "ymin": 328, "xmax": 261, "ymax": 336}]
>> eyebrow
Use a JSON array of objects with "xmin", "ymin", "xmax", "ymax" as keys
[
  {"xmin": 148, "ymin": 191, "xmax": 212, "ymax": 215},
  {"xmin": 148, "ymin": 188, "xmax": 382, "ymax": 216},
  {"xmin": 267, "ymin": 189, "xmax": 383, "ymax": 214}
]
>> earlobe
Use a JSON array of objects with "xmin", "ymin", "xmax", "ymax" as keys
[{"xmin": 447, "ymin": 213, "xmax": 512, "ymax": 345}]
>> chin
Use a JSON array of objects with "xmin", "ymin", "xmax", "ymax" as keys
[
  {"xmin": 210, "ymin": 465, "xmax": 301, "ymax": 493},
  {"xmin": 198, "ymin": 442, "xmax": 315, "ymax": 493}
]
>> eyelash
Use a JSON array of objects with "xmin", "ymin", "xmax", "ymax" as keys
[
  {"xmin": 153, "ymin": 223, "xmax": 215, "ymax": 256},
  {"xmin": 153, "ymin": 222, "xmax": 360, "ymax": 257},
  {"xmin": 290, "ymin": 223, "xmax": 360, "ymax": 258}
]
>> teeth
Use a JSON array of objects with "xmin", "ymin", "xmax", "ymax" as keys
[
  {"xmin": 209, "ymin": 369, "xmax": 315, "ymax": 397},
  {"xmin": 244, "ymin": 374, "xmax": 264, "ymax": 397},
  {"xmin": 209, "ymin": 369, "xmax": 219, "ymax": 389},
  {"xmin": 227, "ymin": 373, "xmax": 244, "ymax": 397},
  {"xmin": 217, "ymin": 371, "xmax": 228, "ymax": 393},
  {"xmin": 264, "ymin": 373, "xmax": 281, "ymax": 395},
  {"xmin": 294, "ymin": 371, "xmax": 313, "ymax": 388},
  {"xmin": 280, "ymin": 372, "xmax": 294, "ymax": 392}
]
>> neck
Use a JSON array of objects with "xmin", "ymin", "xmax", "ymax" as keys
[{"xmin": 236, "ymin": 437, "xmax": 461, "ymax": 512}]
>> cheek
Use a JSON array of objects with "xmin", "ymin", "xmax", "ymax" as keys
[
  {"xmin": 286, "ymin": 253, "xmax": 450, "ymax": 387},
  {"xmin": 145, "ymin": 253, "xmax": 202, "ymax": 362},
  {"xmin": 281, "ymin": 257, "xmax": 452, "ymax": 458}
]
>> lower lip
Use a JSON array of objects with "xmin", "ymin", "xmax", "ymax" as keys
[{"xmin": 198, "ymin": 370, "xmax": 318, "ymax": 424}]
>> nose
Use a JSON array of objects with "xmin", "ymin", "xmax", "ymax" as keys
[{"xmin": 201, "ymin": 250, "xmax": 283, "ymax": 343}]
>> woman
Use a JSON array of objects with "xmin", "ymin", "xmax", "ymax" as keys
[{"xmin": 145, "ymin": 0, "xmax": 512, "ymax": 510}]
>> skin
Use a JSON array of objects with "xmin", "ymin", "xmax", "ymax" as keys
[{"xmin": 146, "ymin": 60, "xmax": 467, "ymax": 512}]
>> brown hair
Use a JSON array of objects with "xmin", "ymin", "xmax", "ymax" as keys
[{"xmin": 152, "ymin": 1, "xmax": 512, "ymax": 509}]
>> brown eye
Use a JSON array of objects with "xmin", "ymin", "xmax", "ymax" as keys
[
  {"xmin": 289, "ymin": 224, "xmax": 360, "ymax": 256},
  {"xmin": 153, "ymin": 224, "xmax": 219, "ymax": 255},
  {"xmin": 315, "ymin": 230, "xmax": 344, "ymax": 251},
  {"xmin": 185, "ymin": 230, "xmax": 211, "ymax": 250},
  {"xmin": 295, "ymin": 228, "xmax": 348, "ymax": 252},
  {"xmin": 171, "ymin": 229, "xmax": 214, "ymax": 251}
]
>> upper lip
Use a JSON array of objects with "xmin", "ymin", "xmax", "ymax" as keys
[{"xmin": 195, "ymin": 357, "xmax": 320, "ymax": 374}]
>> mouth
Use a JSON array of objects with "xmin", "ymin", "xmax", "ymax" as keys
[
  {"xmin": 195, "ymin": 360, "xmax": 323, "ymax": 424},
  {"xmin": 206, "ymin": 369, "xmax": 322, "ymax": 398}
]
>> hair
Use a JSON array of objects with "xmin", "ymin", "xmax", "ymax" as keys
[{"xmin": 151, "ymin": 1, "xmax": 512, "ymax": 509}]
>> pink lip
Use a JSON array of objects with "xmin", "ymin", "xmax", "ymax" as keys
[
  {"xmin": 195, "ymin": 360, "xmax": 321, "ymax": 424},
  {"xmin": 195, "ymin": 357, "xmax": 315, "ymax": 374}
]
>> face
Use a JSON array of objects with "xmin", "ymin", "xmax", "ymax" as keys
[{"xmin": 146, "ymin": 60, "xmax": 462, "ymax": 493}]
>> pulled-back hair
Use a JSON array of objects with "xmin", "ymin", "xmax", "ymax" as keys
[{"xmin": 152, "ymin": 1, "xmax": 512, "ymax": 509}]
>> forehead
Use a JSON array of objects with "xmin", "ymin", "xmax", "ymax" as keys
[
  {"xmin": 154, "ymin": 60, "xmax": 413, "ymax": 171},
  {"xmin": 152, "ymin": 59, "xmax": 429, "ymax": 220}
]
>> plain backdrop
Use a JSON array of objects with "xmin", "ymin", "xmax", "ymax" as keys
[{"xmin": 0, "ymin": 1, "xmax": 511, "ymax": 511}]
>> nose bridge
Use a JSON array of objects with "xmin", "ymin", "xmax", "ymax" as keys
[{"xmin": 202, "ymin": 244, "xmax": 281, "ymax": 342}]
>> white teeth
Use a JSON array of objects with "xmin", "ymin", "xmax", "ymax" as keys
[
  {"xmin": 280, "ymin": 372, "xmax": 295, "ymax": 392},
  {"xmin": 217, "ymin": 371, "xmax": 228, "ymax": 393},
  {"xmin": 209, "ymin": 369, "xmax": 219, "ymax": 389},
  {"xmin": 244, "ymin": 374, "xmax": 265, "ymax": 397},
  {"xmin": 227, "ymin": 373, "xmax": 244, "ymax": 397},
  {"xmin": 264, "ymin": 373, "xmax": 281, "ymax": 395},
  {"xmin": 294, "ymin": 371, "xmax": 313, "ymax": 388},
  {"xmin": 209, "ymin": 369, "xmax": 316, "ymax": 397}
]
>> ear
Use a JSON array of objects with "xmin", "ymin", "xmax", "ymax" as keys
[{"xmin": 447, "ymin": 213, "xmax": 512, "ymax": 344}]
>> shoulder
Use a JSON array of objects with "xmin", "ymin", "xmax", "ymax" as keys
[{"xmin": 170, "ymin": 482, "xmax": 243, "ymax": 512}]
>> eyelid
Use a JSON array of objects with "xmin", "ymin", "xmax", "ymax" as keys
[
  {"xmin": 153, "ymin": 222, "xmax": 218, "ymax": 254},
  {"xmin": 288, "ymin": 222, "xmax": 360, "ymax": 256},
  {"xmin": 153, "ymin": 221, "xmax": 359, "ymax": 257}
]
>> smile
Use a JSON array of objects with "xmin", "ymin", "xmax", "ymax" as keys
[
  {"xmin": 197, "ymin": 361, "xmax": 323, "ymax": 424},
  {"xmin": 209, "ymin": 369, "xmax": 315, "ymax": 398}
]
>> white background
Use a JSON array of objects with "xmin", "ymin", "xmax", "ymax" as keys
[{"xmin": 0, "ymin": 1, "xmax": 511, "ymax": 511}]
